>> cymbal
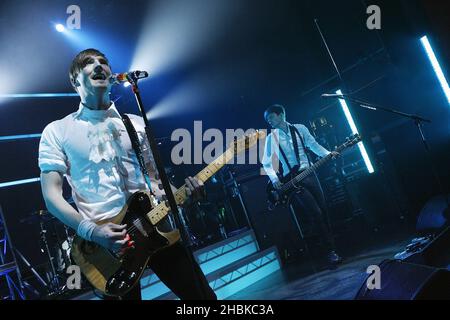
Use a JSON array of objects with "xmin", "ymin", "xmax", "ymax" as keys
[{"xmin": 20, "ymin": 209, "xmax": 55, "ymax": 224}]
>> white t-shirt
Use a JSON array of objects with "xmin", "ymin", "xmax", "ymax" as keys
[{"xmin": 38, "ymin": 102, "xmax": 154, "ymax": 222}]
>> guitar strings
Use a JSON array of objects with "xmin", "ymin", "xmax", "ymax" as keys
[
  {"xmin": 277, "ymin": 138, "xmax": 357, "ymax": 192},
  {"xmin": 114, "ymin": 145, "xmax": 247, "ymax": 238}
]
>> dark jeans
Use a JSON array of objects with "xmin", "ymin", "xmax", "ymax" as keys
[
  {"xmin": 289, "ymin": 173, "xmax": 336, "ymax": 251},
  {"xmin": 105, "ymin": 241, "xmax": 217, "ymax": 300}
]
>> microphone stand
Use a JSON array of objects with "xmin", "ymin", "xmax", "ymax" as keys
[
  {"xmin": 314, "ymin": 18, "xmax": 448, "ymax": 220},
  {"xmin": 125, "ymin": 73, "xmax": 209, "ymax": 298},
  {"xmin": 328, "ymin": 93, "xmax": 448, "ymax": 210}
]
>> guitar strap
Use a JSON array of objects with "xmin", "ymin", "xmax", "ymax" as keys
[
  {"xmin": 121, "ymin": 114, "xmax": 153, "ymax": 192},
  {"xmin": 288, "ymin": 125, "xmax": 302, "ymax": 166},
  {"xmin": 272, "ymin": 132, "xmax": 292, "ymax": 178}
]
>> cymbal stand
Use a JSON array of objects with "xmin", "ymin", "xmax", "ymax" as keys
[{"xmin": 39, "ymin": 220, "xmax": 60, "ymax": 294}]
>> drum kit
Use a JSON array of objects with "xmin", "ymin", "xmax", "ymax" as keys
[{"xmin": 17, "ymin": 197, "xmax": 231, "ymax": 299}]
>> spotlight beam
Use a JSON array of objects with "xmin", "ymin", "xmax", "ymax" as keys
[{"xmin": 0, "ymin": 93, "xmax": 78, "ymax": 98}]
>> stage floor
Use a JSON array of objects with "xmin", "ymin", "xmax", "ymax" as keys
[{"xmin": 228, "ymin": 237, "xmax": 412, "ymax": 300}]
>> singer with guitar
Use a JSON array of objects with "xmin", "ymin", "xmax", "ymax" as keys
[
  {"xmin": 261, "ymin": 104, "xmax": 343, "ymax": 266},
  {"xmin": 38, "ymin": 48, "xmax": 216, "ymax": 300}
]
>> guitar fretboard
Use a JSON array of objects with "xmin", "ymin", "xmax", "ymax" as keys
[
  {"xmin": 147, "ymin": 149, "xmax": 234, "ymax": 225},
  {"xmin": 280, "ymin": 142, "xmax": 350, "ymax": 192}
]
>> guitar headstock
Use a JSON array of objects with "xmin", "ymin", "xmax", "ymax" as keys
[
  {"xmin": 231, "ymin": 130, "xmax": 266, "ymax": 154},
  {"xmin": 344, "ymin": 133, "xmax": 362, "ymax": 147},
  {"xmin": 335, "ymin": 133, "xmax": 362, "ymax": 152}
]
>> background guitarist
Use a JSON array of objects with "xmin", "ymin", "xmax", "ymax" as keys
[
  {"xmin": 38, "ymin": 48, "xmax": 216, "ymax": 300},
  {"xmin": 261, "ymin": 104, "xmax": 343, "ymax": 266}
]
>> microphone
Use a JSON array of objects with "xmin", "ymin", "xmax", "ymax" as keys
[
  {"xmin": 321, "ymin": 93, "xmax": 347, "ymax": 99},
  {"xmin": 110, "ymin": 71, "xmax": 149, "ymax": 84}
]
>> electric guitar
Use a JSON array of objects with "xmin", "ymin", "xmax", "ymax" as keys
[
  {"xmin": 266, "ymin": 134, "xmax": 361, "ymax": 209},
  {"xmin": 71, "ymin": 130, "xmax": 266, "ymax": 297}
]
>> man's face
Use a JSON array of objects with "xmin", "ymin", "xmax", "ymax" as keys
[
  {"xmin": 74, "ymin": 54, "xmax": 112, "ymax": 97},
  {"xmin": 266, "ymin": 112, "xmax": 285, "ymax": 129}
]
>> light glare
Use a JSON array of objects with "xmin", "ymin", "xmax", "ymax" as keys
[
  {"xmin": 336, "ymin": 89, "xmax": 375, "ymax": 174},
  {"xmin": 55, "ymin": 23, "xmax": 65, "ymax": 33}
]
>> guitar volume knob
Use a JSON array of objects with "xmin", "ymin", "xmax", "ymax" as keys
[{"xmin": 118, "ymin": 281, "xmax": 127, "ymax": 289}]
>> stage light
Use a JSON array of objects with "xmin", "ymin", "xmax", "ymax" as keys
[
  {"xmin": 420, "ymin": 35, "xmax": 450, "ymax": 105},
  {"xmin": 0, "ymin": 93, "xmax": 78, "ymax": 98},
  {"xmin": 55, "ymin": 23, "xmax": 65, "ymax": 33},
  {"xmin": 130, "ymin": 1, "xmax": 242, "ymax": 121},
  {"xmin": 0, "ymin": 134, "xmax": 41, "ymax": 142},
  {"xmin": 336, "ymin": 89, "xmax": 374, "ymax": 174},
  {"xmin": 0, "ymin": 177, "xmax": 40, "ymax": 189}
]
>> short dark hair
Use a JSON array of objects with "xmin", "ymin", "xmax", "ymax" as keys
[
  {"xmin": 69, "ymin": 48, "xmax": 109, "ymax": 90},
  {"xmin": 264, "ymin": 104, "xmax": 285, "ymax": 121}
]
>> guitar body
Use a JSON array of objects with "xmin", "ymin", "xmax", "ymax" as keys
[
  {"xmin": 266, "ymin": 166, "xmax": 304, "ymax": 208},
  {"xmin": 70, "ymin": 191, "xmax": 180, "ymax": 297}
]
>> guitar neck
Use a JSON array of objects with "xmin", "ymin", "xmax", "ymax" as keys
[
  {"xmin": 289, "ymin": 153, "xmax": 332, "ymax": 186},
  {"xmin": 147, "ymin": 149, "xmax": 234, "ymax": 225}
]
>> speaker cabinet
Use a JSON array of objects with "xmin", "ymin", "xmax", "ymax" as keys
[{"xmin": 355, "ymin": 259, "xmax": 450, "ymax": 300}]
